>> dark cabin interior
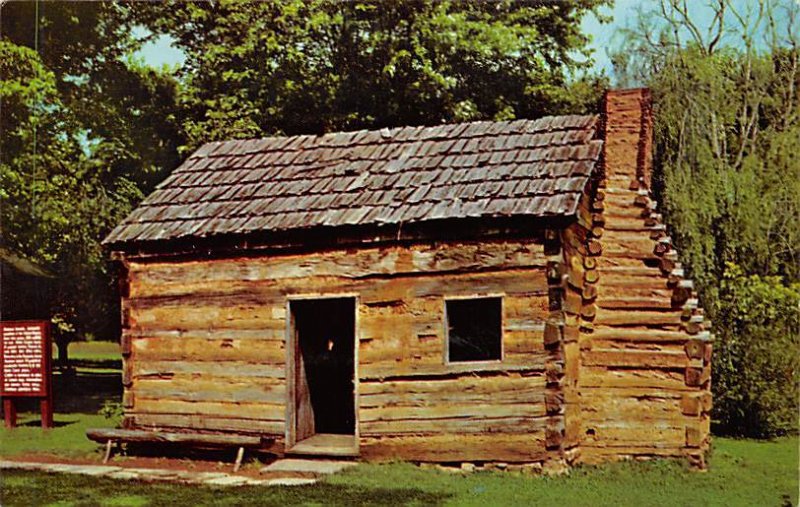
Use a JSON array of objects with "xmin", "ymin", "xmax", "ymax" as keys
[{"xmin": 292, "ymin": 298, "xmax": 356, "ymax": 438}]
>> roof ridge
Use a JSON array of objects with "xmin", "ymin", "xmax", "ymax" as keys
[{"xmin": 193, "ymin": 115, "xmax": 599, "ymax": 158}]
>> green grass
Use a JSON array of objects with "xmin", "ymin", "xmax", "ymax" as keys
[
  {"xmin": 0, "ymin": 437, "xmax": 797, "ymax": 507},
  {"xmin": 63, "ymin": 341, "xmax": 121, "ymax": 361},
  {"xmin": 0, "ymin": 413, "xmax": 112, "ymax": 459}
]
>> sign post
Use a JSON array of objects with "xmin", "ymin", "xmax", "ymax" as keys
[{"xmin": 0, "ymin": 321, "xmax": 54, "ymax": 429}]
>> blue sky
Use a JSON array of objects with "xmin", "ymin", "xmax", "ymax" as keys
[{"xmin": 135, "ymin": 1, "xmax": 795, "ymax": 78}]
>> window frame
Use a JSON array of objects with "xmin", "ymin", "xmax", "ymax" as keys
[{"xmin": 443, "ymin": 294, "xmax": 504, "ymax": 365}]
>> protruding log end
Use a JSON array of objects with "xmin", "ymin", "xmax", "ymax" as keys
[
  {"xmin": 654, "ymin": 237, "xmax": 672, "ymax": 256},
  {"xmin": 584, "ymin": 269, "xmax": 600, "ymax": 284},
  {"xmin": 587, "ymin": 240, "xmax": 603, "ymax": 256}
]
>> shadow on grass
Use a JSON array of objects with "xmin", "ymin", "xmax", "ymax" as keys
[
  {"xmin": 6, "ymin": 370, "xmax": 121, "ymax": 416},
  {"xmin": 18, "ymin": 419, "xmax": 76, "ymax": 428},
  {"xmin": 1, "ymin": 470, "xmax": 451, "ymax": 507},
  {"xmin": 70, "ymin": 358, "xmax": 123, "ymax": 370},
  {"xmin": 55, "ymin": 369, "xmax": 121, "ymax": 415}
]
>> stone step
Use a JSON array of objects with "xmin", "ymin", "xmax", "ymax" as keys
[{"xmin": 260, "ymin": 458, "xmax": 357, "ymax": 476}]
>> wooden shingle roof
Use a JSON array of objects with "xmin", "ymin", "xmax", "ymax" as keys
[{"xmin": 105, "ymin": 115, "xmax": 601, "ymax": 247}]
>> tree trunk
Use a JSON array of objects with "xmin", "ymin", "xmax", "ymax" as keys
[{"xmin": 56, "ymin": 337, "xmax": 71, "ymax": 368}]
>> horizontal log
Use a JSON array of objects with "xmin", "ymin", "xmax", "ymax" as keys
[
  {"xmin": 134, "ymin": 378, "xmax": 285, "ymax": 404},
  {"xmin": 595, "ymin": 274, "xmax": 670, "ymax": 288},
  {"xmin": 583, "ymin": 349, "xmax": 690, "ymax": 368},
  {"xmin": 125, "ymin": 328, "xmax": 285, "ymax": 342},
  {"xmin": 86, "ymin": 428, "xmax": 270, "ymax": 447},
  {"xmin": 582, "ymin": 405, "xmax": 688, "ymax": 427},
  {"xmin": 359, "ymin": 336, "xmax": 441, "ymax": 364},
  {"xmin": 602, "ymin": 206, "xmax": 649, "ymax": 220},
  {"xmin": 361, "ymin": 401, "xmax": 547, "ymax": 425},
  {"xmin": 504, "ymin": 329, "xmax": 546, "ymax": 355},
  {"xmin": 129, "ymin": 302, "xmax": 275, "ymax": 331},
  {"xmin": 583, "ymin": 426, "xmax": 686, "ymax": 447},
  {"xmin": 590, "ymin": 327, "xmax": 693, "ymax": 343},
  {"xmin": 360, "ymin": 383, "xmax": 545, "ymax": 410},
  {"xmin": 594, "ymin": 309, "xmax": 683, "ymax": 326},
  {"xmin": 360, "ymin": 355, "xmax": 547, "ymax": 381},
  {"xmin": 132, "ymin": 414, "xmax": 284, "ymax": 436},
  {"xmin": 597, "ymin": 298, "xmax": 675, "ymax": 311},
  {"xmin": 360, "ymin": 371, "xmax": 544, "ymax": 394},
  {"xmin": 597, "ymin": 266, "xmax": 662, "ymax": 276},
  {"xmin": 580, "ymin": 368, "xmax": 691, "ymax": 390},
  {"xmin": 132, "ymin": 337, "xmax": 285, "ymax": 363},
  {"xmin": 596, "ymin": 287, "xmax": 674, "ymax": 302},
  {"xmin": 596, "ymin": 255, "xmax": 657, "ymax": 270},
  {"xmin": 130, "ymin": 241, "xmax": 547, "ymax": 298},
  {"xmin": 601, "ymin": 245, "xmax": 659, "ymax": 261},
  {"xmin": 133, "ymin": 360, "xmax": 285, "ymax": 380},
  {"xmin": 359, "ymin": 434, "xmax": 548, "ymax": 462},
  {"xmin": 134, "ymin": 398, "xmax": 285, "ymax": 421},
  {"xmin": 361, "ymin": 415, "xmax": 549, "ymax": 436}
]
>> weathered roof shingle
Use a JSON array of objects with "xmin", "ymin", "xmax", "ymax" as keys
[{"xmin": 105, "ymin": 115, "xmax": 601, "ymax": 247}]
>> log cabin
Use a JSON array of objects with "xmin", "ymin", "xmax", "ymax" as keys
[{"xmin": 100, "ymin": 88, "xmax": 712, "ymax": 470}]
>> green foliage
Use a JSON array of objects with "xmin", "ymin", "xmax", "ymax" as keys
[
  {"xmin": 1, "ymin": 3, "xmax": 183, "ymax": 350},
  {"xmin": 613, "ymin": 0, "xmax": 800, "ymax": 437},
  {"xmin": 99, "ymin": 400, "xmax": 124, "ymax": 422},
  {"xmin": 131, "ymin": 0, "xmax": 609, "ymax": 151},
  {"xmin": 650, "ymin": 47, "xmax": 800, "ymax": 436},
  {"xmin": 713, "ymin": 264, "xmax": 800, "ymax": 437},
  {"xmin": 0, "ymin": 39, "xmax": 142, "ymax": 345}
]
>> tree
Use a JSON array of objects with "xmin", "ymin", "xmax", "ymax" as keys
[
  {"xmin": 131, "ymin": 0, "xmax": 609, "ymax": 151},
  {"xmin": 0, "ymin": 40, "xmax": 144, "ymax": 365},
  {"xmin": 1, "ymin": 2, "xmax": 183, "ymax": 364},
  {"xmin": 2, "ymin": 1, "xmax": 185, "ymax": 193},
  {"xmin": 612, "ymin": 0, "xmax": 800, "ymax": 436}
]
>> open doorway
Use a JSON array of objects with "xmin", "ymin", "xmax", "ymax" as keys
[{"xmin": 288, "ymin": 297, "xmax": 356, "ymax": 455}]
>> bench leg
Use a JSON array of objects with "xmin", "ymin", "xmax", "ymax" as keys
[
  {"xmin": 233, "ymin": 446, "xmax": 245, "ymax": 473},
  {"xmin": 103, "ymin": 440, "xmax": 115, "ymax": 464}
]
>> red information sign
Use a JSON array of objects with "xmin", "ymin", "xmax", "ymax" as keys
[{"xmin": 0, "ymin": 320, "xmax": 53, "ymax": 428}]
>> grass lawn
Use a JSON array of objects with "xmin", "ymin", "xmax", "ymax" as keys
[{"xmin": 0, "ymin": 437, "xmax": 797, "ymax": 506}]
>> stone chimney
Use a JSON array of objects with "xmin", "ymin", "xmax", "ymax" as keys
[
  {"xmin": 572, "ymin": 87, "xmax": 712, "ymax": 469},
  {"xmin": 602, "ymin": 88, "xmax": 653, "ymax": 191}
]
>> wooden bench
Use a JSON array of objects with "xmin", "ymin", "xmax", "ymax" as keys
[{"xmin": 86, "ymin": 428, "xmax": 274, "ymax": 472}]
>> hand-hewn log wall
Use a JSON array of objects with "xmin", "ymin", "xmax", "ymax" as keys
[
  {"xmin": 120, "ymin": 239, "xmax": 552, "ymax": 462},
  {"xmin": 567, "ymin": 88, "xmax": 712, "ymax": 468}
]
